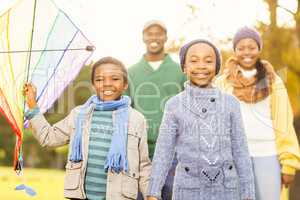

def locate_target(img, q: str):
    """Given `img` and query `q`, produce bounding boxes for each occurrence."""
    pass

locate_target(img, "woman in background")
[215,27,300,200]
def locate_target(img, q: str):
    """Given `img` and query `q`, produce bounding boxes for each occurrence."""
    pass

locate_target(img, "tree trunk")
[295,0,300,47]
[267,0,278,28]
[265,0,281,68]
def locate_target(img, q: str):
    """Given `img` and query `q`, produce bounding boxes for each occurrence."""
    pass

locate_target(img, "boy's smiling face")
[92,63,128,101]
[184,43,216,88]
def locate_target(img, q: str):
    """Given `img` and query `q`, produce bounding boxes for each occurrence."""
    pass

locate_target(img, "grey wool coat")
[148,82,255,200]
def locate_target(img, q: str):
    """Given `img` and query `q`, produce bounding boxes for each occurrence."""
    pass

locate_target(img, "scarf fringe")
[69,95,130,170]
[104,153,129,173]
[69,131,83,162]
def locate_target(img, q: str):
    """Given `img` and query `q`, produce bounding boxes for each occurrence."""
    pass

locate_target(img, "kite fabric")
[0,0,94,172]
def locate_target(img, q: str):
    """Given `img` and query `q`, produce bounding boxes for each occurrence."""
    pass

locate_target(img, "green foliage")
[0,116,17,165]
[258,25,300,116]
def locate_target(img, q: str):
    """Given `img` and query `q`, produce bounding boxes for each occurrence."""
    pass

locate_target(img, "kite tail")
[14,135,23,174]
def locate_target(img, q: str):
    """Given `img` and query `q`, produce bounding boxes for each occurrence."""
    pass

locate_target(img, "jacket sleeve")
[29,108,76,148]
[230,97,255,200]
[138,117,152,199]
[272,76,300,175]
[147,101,177,199]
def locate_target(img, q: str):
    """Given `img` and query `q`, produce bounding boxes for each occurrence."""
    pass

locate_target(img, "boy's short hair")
[91,57,128,83]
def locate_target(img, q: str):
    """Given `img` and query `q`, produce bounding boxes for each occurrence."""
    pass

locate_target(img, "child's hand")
[23,83,37,109]
[281,173,295,188]
[147,197,158,200]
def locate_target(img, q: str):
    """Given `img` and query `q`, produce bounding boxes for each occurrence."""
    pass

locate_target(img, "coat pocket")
[127,132,140,150]
[127,133,140,174]
[222,161,238,189]
[121,172,139,199]
[64,161,82,190]
[177,188,201,200]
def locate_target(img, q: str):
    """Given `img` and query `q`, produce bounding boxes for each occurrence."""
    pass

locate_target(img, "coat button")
[210,98,215,102]
[132,173,136,177]
[202,108,207,113]
[184,167,190,172]
[229,165,233,170]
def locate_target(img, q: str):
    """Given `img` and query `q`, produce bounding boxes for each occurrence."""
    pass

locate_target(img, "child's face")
[143,25,167,55]
[92,63,128,101]
[234,38,260,70]
[184,43,216,88]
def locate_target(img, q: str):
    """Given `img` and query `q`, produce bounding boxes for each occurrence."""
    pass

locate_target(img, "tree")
[295,0,300,46]
[277,0,300,47]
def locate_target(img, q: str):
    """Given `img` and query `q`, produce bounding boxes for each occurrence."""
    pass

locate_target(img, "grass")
[0,166,293,200]
[0,166,67,200]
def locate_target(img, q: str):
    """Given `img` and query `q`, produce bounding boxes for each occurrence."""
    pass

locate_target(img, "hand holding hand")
[147,197,158,200]
[281,173,295,188]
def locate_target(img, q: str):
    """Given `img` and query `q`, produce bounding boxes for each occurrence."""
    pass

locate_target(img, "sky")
[0,0,298,66]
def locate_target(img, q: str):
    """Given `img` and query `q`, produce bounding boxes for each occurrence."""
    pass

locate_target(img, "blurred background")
[0,0,299,199]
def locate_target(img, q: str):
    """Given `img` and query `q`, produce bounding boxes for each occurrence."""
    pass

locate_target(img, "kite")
[0,0,95,173]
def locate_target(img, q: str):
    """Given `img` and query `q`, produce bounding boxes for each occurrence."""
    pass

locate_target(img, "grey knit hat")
[179,39,221,74]
[233,27,262,50]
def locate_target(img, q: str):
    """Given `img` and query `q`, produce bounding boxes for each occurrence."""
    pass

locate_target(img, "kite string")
[25,0,37,83]
[16,0,38,173]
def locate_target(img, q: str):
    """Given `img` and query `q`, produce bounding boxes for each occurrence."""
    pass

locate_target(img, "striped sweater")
[84,110,113,200]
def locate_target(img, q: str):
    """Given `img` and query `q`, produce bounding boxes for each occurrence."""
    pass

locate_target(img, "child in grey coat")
[147,39,255,200]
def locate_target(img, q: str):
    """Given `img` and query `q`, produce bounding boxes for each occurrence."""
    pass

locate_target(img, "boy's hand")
[23,83,37,109]
[281,173,295,188]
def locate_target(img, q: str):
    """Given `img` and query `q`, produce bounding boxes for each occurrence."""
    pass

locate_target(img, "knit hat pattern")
[233,26,262,50]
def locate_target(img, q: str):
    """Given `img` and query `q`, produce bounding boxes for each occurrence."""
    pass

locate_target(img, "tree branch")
[278,4,296,16]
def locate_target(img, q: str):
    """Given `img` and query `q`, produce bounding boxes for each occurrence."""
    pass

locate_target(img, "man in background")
[125,20,186,200]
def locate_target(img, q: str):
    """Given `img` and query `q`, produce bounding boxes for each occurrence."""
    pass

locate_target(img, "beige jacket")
[29,105,151,200]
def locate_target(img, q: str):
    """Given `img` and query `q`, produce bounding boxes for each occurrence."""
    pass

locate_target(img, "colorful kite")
[0,0,94,173]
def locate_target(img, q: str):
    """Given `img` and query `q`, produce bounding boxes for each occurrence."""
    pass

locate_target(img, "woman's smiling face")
[234,38,260,70]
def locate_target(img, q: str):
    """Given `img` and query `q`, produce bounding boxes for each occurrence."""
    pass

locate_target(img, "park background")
[0,0,300,199]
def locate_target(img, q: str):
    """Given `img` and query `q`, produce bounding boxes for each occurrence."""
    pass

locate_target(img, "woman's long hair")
[255,58,269,95]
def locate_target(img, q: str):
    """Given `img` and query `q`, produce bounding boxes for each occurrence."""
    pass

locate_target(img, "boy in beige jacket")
[24,57,151,200]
